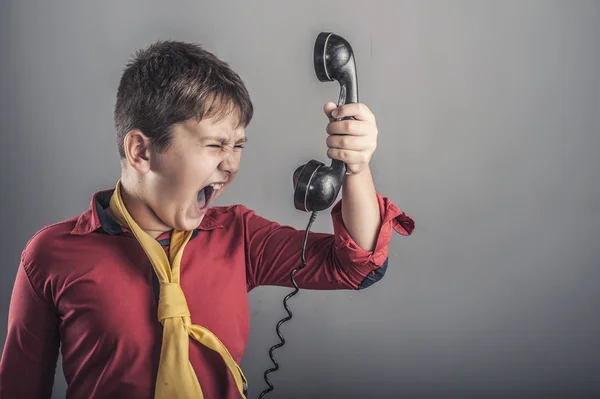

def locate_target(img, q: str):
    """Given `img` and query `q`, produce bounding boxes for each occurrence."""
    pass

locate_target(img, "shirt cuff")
[330,192,415,270]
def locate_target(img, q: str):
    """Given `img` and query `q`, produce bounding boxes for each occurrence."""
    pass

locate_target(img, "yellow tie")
[109,179,248,399]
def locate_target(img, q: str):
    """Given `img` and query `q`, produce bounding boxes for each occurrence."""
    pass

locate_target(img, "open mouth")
[196,182,224,210]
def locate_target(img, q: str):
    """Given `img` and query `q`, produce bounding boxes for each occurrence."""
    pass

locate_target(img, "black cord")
[259,210,318,398]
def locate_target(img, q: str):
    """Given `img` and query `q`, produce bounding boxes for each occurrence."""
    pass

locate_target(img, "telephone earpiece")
[293,32,359,212]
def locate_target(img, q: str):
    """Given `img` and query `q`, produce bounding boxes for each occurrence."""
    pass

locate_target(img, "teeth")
[209,183,224,190]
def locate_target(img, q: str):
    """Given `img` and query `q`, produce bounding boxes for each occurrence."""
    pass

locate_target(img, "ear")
[123,130,152,174]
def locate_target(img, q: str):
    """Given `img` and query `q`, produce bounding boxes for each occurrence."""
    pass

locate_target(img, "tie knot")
[157,283,191,323]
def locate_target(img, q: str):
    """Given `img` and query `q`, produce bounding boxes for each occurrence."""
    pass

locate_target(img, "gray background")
[1,0,599,398]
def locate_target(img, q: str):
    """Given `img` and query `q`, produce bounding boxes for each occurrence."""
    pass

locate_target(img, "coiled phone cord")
[258,210,318,398]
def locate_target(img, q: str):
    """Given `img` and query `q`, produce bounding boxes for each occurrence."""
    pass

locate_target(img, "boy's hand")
[323,102,378,175]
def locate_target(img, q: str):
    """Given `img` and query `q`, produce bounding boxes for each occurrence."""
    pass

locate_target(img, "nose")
[218,150,240,176]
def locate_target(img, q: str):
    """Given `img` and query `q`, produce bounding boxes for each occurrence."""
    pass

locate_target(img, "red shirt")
[0,188,414,399]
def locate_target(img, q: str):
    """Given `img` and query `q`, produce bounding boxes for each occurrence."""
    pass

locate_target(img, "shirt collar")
[71,188,224,238]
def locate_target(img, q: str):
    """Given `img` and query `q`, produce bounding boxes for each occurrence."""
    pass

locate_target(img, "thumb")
[323,102,337,122]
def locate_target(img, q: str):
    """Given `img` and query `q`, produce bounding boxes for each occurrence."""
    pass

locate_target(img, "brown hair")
[114,40,253,159]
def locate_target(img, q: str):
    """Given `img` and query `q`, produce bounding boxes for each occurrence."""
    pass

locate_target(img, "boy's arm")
[0,260,60,399]
[341,165,381,252]
[243,191,414,291]
[244,102,414,291]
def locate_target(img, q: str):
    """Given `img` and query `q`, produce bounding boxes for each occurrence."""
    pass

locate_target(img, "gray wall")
[1,1,599,397]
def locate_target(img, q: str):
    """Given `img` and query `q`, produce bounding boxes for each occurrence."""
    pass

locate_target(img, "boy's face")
[141,111,246,232]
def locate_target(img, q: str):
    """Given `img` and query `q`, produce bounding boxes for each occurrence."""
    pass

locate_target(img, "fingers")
[321,102,378,171]
[326,119,376,136]
[330,102,375,122]
[326,133,375,152]
[326,148,372,165]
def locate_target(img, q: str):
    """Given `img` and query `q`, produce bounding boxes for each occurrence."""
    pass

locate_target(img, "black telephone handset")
[259,32,359,399]
[293,32,359,212]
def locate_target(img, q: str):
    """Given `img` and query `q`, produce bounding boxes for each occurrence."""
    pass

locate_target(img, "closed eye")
[207,144,245,150]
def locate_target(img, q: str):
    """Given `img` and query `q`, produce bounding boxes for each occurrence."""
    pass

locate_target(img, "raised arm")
[245,102,415,291]
[243,192,414,291]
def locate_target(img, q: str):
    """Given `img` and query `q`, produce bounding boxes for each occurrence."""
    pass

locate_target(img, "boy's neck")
[111,177,171,240]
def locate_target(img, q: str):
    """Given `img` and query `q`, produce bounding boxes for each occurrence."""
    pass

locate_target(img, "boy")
[0,40,414,398]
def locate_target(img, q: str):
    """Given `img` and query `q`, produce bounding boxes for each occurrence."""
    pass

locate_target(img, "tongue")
[197,188,207,208]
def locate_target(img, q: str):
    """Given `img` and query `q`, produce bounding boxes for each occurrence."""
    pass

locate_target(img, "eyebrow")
[202,136,248,144]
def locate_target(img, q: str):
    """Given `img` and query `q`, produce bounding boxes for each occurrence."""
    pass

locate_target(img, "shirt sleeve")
[242,192,415,291]
[0,259,60,399]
